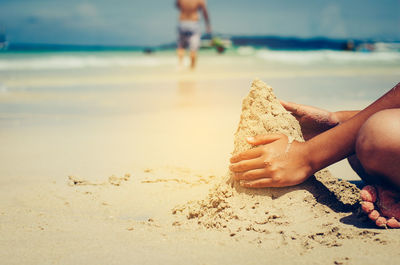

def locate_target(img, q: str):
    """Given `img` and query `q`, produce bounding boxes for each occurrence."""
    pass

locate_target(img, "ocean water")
[1,48,400,71]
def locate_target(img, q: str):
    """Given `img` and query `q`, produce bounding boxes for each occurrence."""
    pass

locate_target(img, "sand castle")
[173,79,361,244]
[229,79,359,205]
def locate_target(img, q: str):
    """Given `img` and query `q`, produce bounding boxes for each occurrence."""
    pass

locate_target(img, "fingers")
[279,100,301,114]
[229,157,266,173]
[230,147,261,163]
[247,134,284,146]
[231,133,285,163]
[233,168,269,181]
[240,178,275,188]
[280,100,312,120]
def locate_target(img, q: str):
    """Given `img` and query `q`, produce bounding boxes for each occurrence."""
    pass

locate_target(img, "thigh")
[178,31,190,49]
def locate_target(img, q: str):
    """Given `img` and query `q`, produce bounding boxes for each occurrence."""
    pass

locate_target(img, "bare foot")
[360,185,400,228]
[280,100,339,140]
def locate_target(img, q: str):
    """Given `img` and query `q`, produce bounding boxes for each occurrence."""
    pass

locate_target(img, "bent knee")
[356,109,400,174]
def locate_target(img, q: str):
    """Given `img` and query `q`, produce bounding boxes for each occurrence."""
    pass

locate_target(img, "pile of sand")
[173,79,363,246]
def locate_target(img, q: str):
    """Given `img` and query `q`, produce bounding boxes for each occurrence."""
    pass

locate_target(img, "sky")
[0,0,399,46]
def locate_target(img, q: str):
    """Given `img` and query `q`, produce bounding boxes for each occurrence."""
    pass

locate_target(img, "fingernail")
[246,137,254,142]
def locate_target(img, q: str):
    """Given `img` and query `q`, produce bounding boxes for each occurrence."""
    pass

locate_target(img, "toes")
[361,185,400,228]
[360,185,377,202]
[368,210,380,221]
[387,218,400,228]
[376,217,387,228]
[361,201,374,214]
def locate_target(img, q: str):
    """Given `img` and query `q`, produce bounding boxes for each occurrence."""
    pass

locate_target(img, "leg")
[177,24,187,68]
[190,50,197,69]
[355,109,400,228]
[188,29,200,70]
[356,109,400,187]
[177,48,185,67]
[348,155,385,186]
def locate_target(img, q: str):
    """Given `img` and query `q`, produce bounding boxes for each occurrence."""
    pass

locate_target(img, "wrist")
[302,139,323,175]
[333,110,360,124]
[293,141,318,180]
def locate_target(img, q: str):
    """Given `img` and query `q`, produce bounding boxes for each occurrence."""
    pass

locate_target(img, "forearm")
[333,110,359,124]
[202,9,210,27]
[308,83,400,172]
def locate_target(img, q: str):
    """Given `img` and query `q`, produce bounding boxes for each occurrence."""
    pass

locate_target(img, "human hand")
[280,100,339,140]
[229,134,313,188]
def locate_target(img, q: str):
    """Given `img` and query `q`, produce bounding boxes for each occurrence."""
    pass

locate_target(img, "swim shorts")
[177,21,201,51]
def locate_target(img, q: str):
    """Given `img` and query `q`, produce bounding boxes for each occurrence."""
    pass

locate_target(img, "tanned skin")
[230,83,400,228]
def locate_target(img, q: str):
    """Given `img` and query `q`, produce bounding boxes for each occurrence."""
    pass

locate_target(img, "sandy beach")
[1,50,400,264]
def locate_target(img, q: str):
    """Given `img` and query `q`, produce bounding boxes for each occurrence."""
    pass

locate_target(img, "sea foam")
[0,55,176,71]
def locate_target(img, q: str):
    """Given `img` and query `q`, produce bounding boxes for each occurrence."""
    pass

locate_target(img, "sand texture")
[2,74,400,265]
[173,79,369,250]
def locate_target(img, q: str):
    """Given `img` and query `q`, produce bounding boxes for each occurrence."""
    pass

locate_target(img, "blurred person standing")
[176,0,211,69]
